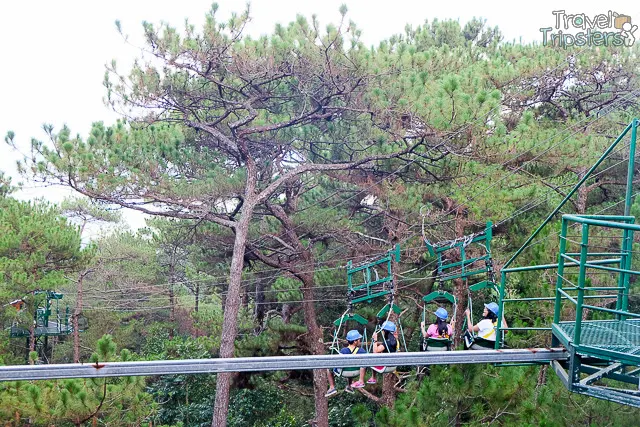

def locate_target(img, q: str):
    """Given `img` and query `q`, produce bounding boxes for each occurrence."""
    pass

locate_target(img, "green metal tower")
[499,119,640,406]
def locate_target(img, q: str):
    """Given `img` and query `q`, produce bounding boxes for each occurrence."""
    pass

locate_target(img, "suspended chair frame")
[421,290,457,351]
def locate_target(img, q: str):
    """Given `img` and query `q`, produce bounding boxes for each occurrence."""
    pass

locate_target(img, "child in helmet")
[368,320,398,384]
[372,320,398,353]
[464,302,508,349]
[420,307,453,339]
[325,329,367,397]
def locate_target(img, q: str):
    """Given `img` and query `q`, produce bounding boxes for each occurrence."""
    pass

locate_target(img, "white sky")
[1,0,638,233]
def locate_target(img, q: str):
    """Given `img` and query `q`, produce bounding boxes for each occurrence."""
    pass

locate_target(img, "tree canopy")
[2,5,640,427]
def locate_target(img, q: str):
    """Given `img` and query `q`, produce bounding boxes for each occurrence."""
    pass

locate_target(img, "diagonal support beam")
[552,360,570,387]
[580,363,624,386]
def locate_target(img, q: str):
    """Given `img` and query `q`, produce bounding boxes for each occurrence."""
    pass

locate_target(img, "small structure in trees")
[9,290,75,363]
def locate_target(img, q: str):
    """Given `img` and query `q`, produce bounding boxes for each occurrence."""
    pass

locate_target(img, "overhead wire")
[502,189,640,266]
[492,139,634,229]
[423,87,640,232]
[84,257,440,309]
[82,265,438,312]
[133,130,629,294]
[80,140,640,316]
[79,244,430,300]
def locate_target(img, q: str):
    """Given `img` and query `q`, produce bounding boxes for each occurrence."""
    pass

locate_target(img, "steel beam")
[0,349,568,382]
[552,360,570,387]
[574,384,640,407]
[580,363,623,386]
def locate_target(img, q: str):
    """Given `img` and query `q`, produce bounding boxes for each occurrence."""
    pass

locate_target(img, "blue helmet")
[435,307,448,320]
[484,302,499,316]
[346,329,363,341]
[381,321,397,333]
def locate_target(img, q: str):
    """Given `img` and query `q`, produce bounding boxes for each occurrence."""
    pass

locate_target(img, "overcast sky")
[1,0,638,232]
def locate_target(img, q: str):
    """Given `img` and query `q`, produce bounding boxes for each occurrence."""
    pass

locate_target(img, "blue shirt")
[340,346,367,355]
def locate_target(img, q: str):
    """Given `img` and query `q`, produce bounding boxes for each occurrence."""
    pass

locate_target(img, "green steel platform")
[553,320,640,365]
[10,320,73,338]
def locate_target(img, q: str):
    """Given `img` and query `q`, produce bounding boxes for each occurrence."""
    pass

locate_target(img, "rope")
[330,308,350,353]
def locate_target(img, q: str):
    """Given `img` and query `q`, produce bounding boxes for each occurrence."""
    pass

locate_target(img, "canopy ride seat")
[370,304,404,373]
[330,312,369,378]
[421,290,456,352]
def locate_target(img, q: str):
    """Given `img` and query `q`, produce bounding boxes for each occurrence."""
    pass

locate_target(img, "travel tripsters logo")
[540,11,636,47]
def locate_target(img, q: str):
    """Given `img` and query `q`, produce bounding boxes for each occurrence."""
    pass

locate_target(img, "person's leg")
[325,369,339,397]
[367,370,377,384]
[351,369,365,389]
[326,369,336,389]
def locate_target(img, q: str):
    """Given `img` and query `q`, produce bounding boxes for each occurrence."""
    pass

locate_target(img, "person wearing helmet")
[325,329,367,397]
[464,302,508,348]
[373,320,398,353]
[421,307,453,339]
[368,320,399,384]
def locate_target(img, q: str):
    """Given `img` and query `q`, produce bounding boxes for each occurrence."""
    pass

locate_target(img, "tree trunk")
[255,278,265,326]
[195,283,200,313]
[211,202,255,427]
[29,318,36,365]
[382,373,396,407]
[299,271,328,427]
[44,336,50,363]
[246,198,329,426]
[282,303,293,324]
[168,264,176,340]
[576,171,588,214]
[73,272,84,363]
[452,208,468,347]
[51,335,57,363]
[453,277,467,348]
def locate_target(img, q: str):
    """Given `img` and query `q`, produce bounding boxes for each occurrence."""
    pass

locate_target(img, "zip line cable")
[82,265,438,312]
[499,134,640,261]
[96,171,633,309]
[417,138,634,262]
[83,258,440,308]
[81,253,440,310]
[412,143,637,286]
[108,130,630,293]
[77,244,430,299]
[492,141,635,229]
[422,88,640,231]
[502,189,640,263]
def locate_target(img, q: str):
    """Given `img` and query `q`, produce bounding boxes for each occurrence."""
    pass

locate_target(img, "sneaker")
[351,380,365,389]
[367,377,377,384]
[344,386,355,394]
[324,388,337,397]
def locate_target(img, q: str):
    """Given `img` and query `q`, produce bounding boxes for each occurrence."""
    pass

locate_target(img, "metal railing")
[554,215,640,346]
[0,349,568,381]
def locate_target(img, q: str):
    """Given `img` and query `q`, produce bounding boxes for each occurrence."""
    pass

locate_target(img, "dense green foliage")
[2,5,640,426]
